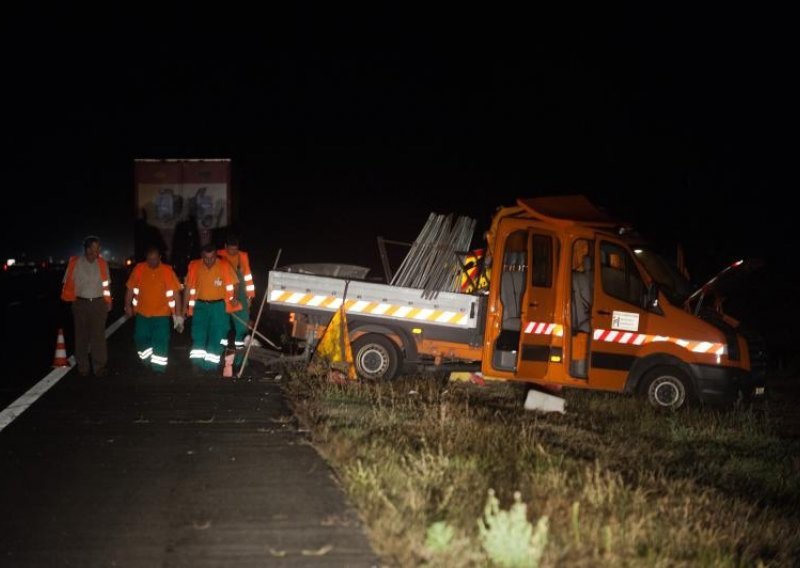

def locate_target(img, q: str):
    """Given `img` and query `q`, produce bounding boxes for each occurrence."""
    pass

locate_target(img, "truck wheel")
[641,366,692,410]
[352,334,401,381]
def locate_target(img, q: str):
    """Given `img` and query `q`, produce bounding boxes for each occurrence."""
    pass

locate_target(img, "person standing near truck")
[183,244,241,374]
[217,234,256,368]
[124,247,183,374]
[60,236,113,377]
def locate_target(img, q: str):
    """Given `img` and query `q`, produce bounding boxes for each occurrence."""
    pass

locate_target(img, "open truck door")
[515,230,561,379]
[586,238,650,389]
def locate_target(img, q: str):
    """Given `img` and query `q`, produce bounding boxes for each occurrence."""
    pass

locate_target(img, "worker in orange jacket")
[183,244,242,374]
[217,234,256,367]
[61,235,113,377]
[124,247,182,374]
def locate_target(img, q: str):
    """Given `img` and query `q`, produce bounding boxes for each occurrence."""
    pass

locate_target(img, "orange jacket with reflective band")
[217,249,255,298]
[61,256,112,304]
[126,262,181,317]
[184,258,242,316]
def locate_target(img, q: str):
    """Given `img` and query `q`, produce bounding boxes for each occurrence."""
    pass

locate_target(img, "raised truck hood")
[684,258,764,312]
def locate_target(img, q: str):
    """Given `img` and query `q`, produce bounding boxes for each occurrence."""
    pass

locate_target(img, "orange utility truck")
[267,196,765,409]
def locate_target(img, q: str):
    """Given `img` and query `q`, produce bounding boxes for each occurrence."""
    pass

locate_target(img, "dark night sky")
[1,8,793,286]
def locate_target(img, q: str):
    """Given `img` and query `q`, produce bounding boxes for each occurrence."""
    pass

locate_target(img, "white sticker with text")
[611,311,640,332]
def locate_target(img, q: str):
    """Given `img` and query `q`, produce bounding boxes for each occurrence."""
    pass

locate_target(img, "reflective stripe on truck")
[270,290,471,326]
[267,271,477,330]
[593,328,725,356]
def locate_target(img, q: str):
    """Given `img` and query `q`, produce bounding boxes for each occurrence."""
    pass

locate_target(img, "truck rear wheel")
[352,333,401,381]
[641,366,693,410]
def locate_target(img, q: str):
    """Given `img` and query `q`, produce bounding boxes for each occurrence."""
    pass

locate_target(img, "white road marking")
[0,316,128,433]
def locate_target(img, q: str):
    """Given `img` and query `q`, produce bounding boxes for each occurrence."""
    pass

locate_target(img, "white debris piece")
[523,389,566,414]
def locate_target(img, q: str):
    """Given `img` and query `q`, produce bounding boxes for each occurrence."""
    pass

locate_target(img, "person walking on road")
[183,244,241,374]
[124,247,183,374]
[217,234,256,368]
[61,236,113,377]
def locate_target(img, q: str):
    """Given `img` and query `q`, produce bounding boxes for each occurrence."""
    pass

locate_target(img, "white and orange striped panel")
[269,290,471,327]
[523,321,564,337]
[592,329,725,355]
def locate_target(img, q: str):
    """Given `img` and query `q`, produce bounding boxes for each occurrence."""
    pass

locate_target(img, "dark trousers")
[72,298,108,374]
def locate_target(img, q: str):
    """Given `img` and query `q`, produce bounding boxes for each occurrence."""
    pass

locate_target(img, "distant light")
[732,260,744,267]
[125,258,133,267]
[6,258,15,266]
[633,249,643,254]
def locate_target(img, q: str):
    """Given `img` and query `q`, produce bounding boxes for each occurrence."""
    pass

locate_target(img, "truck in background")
[267,195,765,410]
[134,159,232,276]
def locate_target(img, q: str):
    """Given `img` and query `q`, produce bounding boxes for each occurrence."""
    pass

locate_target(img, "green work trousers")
[134,314,171,373]
[190,301,228,372]
[231,282,250,365]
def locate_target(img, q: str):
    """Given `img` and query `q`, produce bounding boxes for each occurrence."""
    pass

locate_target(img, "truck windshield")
[633,249,693,306]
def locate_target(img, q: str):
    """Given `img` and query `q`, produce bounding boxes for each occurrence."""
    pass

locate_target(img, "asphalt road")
[0,292,377,567]
[1,269,128,409]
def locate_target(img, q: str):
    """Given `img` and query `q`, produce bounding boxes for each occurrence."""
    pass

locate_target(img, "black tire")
[352,333,401,381]
[640,366,693,410]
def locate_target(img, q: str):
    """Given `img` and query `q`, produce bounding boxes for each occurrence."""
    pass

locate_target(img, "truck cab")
[482,196,764,408]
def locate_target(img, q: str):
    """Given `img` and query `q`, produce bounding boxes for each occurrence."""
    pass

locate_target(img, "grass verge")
[285,373,800,566]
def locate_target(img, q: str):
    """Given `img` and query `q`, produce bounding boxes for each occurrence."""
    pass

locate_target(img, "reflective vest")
[217,249,255,298]
[184,258,242,316]
[61,256,112,304]
[128,262,180,315]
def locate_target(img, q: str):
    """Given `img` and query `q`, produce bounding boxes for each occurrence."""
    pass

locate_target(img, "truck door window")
[570,239,594,378]
[491,230,528,371]
[500,230,528,330]
[531,235,554,288]
[600,241,645,307]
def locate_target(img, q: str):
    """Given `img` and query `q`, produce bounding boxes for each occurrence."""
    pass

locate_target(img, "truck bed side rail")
[267,271,479,330]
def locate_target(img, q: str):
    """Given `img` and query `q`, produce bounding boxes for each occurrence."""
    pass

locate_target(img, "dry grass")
[285,372,800,567]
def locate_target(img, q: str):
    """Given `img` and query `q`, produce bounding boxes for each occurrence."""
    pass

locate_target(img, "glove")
[172,315,185,333]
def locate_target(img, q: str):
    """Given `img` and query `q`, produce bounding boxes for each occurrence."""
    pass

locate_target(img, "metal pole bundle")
[390,212,475,298]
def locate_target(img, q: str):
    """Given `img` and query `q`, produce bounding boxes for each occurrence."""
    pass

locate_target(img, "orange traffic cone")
[53,328,69,367]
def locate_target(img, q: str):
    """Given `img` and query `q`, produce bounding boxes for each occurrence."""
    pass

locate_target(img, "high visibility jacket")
[184,258,242,316]
[217,249,255,298]
[127,262,181,316]
[61,256,112,304]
